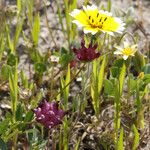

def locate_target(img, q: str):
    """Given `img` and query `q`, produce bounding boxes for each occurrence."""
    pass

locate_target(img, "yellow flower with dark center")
[70,5,125,35]
[114,41,138,60]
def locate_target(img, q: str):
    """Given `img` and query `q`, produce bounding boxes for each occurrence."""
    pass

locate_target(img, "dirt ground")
[0,0,150,149]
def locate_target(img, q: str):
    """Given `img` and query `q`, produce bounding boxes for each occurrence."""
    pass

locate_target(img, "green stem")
[118,32,136,44]
[53,63,86,99]
[43,0,57,48]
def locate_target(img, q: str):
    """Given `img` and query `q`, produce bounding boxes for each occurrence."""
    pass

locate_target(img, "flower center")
[88,13,108,28]
[122,48,133,56]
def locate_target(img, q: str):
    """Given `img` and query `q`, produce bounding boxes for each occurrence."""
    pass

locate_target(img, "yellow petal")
[70,9,89,26]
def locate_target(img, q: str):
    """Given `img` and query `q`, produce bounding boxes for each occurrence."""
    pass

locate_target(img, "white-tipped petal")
[83,5,87,11]
[99,10,112,16]
[114,17,125,33]
[115,46,123,51]
[106,31,114,36]
[114,50,123,55]
[70,9,80,17]
[123,55,128,60]
[131,44,138,50]
[72,20,84,27]
[124,41,129,48]
[83,28,97,35]
[87,4,97,10]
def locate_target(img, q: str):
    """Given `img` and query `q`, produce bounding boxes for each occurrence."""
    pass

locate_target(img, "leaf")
[6,26,14,52]
[143,74,150,84]
[1,64,11,80]
[119,62,126,95]
[113,59,124,68]
[60,65,70,108]
[17,0,21,13]
[132,125,139,150]
[107,0,112,12]
[104,79,114,95]
[7,53,17,66]
[24,110,34,122]
[0,119,10,135]
[98,56,106,93]
[0,34,5,61]
[14,18,24,49]
[20,69,29,88]
[59,53,74,68]
[56,0,65,34]
[118,128,124,150]
[0,138,7,150]
[133,52,145,73]
[65,64,70,101]
[34,62,47,75]
[142,63,150,74]
[9,63,18,119]
[110,66,120,78]
[16,103,23,121]
[129,78,137,93]
[32,13,40,46]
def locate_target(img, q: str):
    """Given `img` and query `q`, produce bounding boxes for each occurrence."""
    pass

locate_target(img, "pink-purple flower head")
[33,100,66,129]
[73,39,100,62]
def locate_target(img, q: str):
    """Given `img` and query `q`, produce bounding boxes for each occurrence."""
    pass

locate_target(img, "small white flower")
[114,41,138,60]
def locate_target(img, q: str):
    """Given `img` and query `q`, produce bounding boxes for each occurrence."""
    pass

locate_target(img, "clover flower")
[114,41,138,60]
[73,39,100,62]
[33,100,66,128]
[70,5,125,35]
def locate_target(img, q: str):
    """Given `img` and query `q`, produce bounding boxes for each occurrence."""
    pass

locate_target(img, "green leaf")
[20,69,29,88]
[113,59,124,68]
[119,62,126,95]
[1,64,11,80]
[17,0,21,13]
[7,53,17,66]
[0,34,5,61]
[98,56,106,93]
[56,0,65,34]
[110,66,120,78]
[6,26,14,52]
[104,79,114,95]
[132,125,139,150]
[143,74,150,84]
[59,53,74,68]
[32,13,40,46]
[34,62,46,74]
[14,18,24,49]
[0,138,7,150]
[142,64,150,74]
[133,52,145,73]
[24,110,34,122]
[60,65,70,109]
[16,104,23,121]
[0,119,10,135]
[118,128,124,150]
[65,64,70,102]
[130,78,137,93]
[9,63,18,122]
[107,0,111,12]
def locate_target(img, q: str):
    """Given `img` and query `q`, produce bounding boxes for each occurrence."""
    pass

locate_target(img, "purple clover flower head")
[73,39,100,62]
[33,100,66,129]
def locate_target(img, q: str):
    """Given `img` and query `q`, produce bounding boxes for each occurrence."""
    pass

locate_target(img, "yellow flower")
[114,41,138,60]
[70,5,125,35]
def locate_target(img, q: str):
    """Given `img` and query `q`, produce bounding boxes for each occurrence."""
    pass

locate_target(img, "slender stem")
[50,65,54,100]
[43,0,57,48]
[118,32,136,44]
[52,63,86,99]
